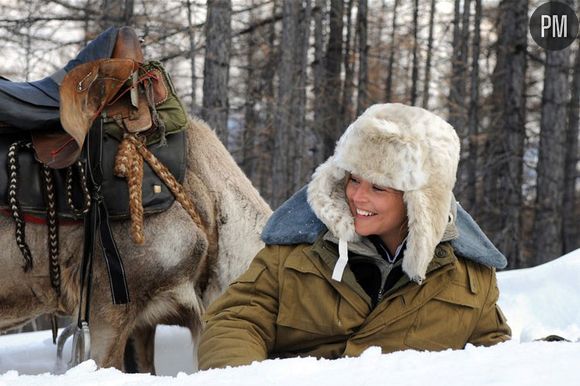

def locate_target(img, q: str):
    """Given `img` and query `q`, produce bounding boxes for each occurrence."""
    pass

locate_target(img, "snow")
[1,249,579,386]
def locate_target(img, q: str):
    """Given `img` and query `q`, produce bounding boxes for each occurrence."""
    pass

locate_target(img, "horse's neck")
[186,118,272,291]
[185,116,271,222]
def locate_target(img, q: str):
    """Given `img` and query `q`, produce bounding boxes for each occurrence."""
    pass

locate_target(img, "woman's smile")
[355,208,377,217]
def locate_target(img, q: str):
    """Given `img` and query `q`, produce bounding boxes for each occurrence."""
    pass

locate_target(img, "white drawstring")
[332,238,349,281]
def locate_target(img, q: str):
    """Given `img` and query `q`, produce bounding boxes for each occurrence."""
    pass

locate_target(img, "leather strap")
[82,119,130,311]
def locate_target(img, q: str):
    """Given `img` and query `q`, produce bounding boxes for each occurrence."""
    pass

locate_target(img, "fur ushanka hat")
[307,103,460,284]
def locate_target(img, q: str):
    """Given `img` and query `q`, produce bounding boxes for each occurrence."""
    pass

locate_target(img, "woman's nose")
[351,183,370,202]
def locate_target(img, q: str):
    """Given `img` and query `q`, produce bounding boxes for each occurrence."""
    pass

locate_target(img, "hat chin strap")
[332,238,349,281]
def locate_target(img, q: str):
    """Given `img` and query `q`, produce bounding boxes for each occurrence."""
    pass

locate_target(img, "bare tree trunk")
[186,0,197,114]
[448,0,463,123]
[341,0,355,127]
[422,0,436,109]
[257,0,279,205]
[448,0,461,117]
[409,0,419,105]
[83,0,94,45]
[356,0,368,114]
[320,0,344,160]
[465,0,481,213]
[202,0,232,146]
[448,0,469,123]
[563,40,580,254]
[482,0,527,268]
[99,0,134,29]
[452,0,471,203]
[385,0,399,102]
[312,0,327,168]
[533,7,572,263]
[24,3,32,81]
[273,0,309,206]
[295,0,312,190]
[242,1,259,180]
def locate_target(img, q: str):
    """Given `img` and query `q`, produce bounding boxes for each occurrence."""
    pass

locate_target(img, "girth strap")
[82,119,130,308]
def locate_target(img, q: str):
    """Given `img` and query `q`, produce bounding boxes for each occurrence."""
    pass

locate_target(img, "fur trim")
[307,158,360,242]
[308,103,460,283]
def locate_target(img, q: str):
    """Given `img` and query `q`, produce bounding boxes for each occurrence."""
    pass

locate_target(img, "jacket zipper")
[376,287,384,305]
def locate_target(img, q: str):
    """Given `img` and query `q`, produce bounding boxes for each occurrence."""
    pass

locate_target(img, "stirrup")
[55,324,75,373]
[69,321,91,367]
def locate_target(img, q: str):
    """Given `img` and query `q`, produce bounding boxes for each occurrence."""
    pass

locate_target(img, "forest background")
[0,0,578,274]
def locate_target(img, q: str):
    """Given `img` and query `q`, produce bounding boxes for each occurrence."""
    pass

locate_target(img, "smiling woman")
[345,174,407,255]
[197,103,511,370]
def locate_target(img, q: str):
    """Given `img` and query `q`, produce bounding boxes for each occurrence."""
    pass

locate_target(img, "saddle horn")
[54,27,145,169]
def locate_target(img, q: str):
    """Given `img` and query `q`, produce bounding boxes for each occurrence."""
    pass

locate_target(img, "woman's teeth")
[356,208,376,216]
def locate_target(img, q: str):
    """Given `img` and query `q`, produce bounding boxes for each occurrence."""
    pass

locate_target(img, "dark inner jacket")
[346,235,406,307]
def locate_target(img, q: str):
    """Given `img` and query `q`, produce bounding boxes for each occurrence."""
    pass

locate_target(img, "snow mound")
[1,249,579,386]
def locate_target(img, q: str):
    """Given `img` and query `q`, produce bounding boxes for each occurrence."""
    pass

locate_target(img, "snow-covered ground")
[1,249,579,386]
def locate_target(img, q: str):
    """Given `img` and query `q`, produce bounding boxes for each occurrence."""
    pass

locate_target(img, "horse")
[0,115,272,373]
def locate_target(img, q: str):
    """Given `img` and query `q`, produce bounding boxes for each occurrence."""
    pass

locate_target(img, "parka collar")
[309,232,458,307]
[261,185,507,270]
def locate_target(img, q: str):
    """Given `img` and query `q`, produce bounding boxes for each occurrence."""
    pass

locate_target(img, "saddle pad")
[0,130,186,220]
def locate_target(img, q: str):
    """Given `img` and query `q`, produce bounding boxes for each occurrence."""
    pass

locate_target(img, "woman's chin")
[354,225,372,237]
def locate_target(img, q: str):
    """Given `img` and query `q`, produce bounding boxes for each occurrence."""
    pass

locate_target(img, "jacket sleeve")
[197,245,281,370]
[468,266,512,346]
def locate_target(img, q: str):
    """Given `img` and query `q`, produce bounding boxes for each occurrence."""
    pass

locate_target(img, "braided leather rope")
[41,165,61,296]
[7,141,34,271]
[114,137,145,244]
[65,161,91,217]
[7,140,62,294]
[114,134,202,244]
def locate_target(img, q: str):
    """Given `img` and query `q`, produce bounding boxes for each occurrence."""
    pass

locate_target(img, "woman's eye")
[372,185,385,192]
[349,176,359,184]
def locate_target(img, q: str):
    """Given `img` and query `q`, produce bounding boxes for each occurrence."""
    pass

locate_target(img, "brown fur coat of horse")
[0,116,272,372]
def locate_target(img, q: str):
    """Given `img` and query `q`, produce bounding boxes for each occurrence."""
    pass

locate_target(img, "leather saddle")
[0,26,150,169]
[0,26,187,219]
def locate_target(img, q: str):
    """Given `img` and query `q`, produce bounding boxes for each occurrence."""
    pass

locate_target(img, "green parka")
[197,235,511,370]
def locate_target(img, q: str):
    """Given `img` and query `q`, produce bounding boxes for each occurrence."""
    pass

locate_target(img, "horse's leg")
[124,325,156,374]
[88,310,135,370]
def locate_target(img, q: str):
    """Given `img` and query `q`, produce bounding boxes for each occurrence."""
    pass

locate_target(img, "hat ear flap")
[402,188,452,283]
[307,158,360,242]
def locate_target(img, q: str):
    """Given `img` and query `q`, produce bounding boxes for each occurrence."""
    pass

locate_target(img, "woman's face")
[345,174,407,247]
